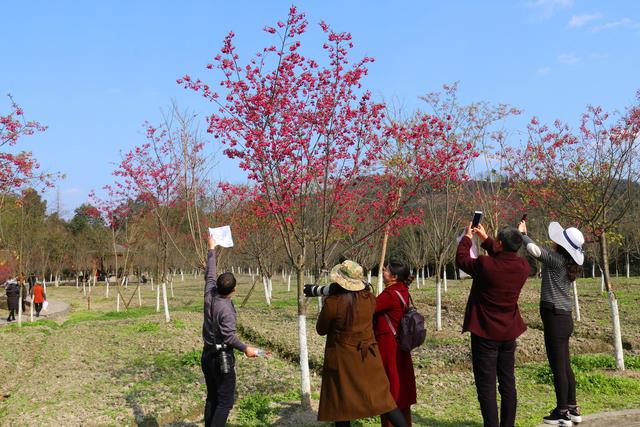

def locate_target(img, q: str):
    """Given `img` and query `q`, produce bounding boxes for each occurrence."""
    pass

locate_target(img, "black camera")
[303,283,338,297]
[215,343,231,374]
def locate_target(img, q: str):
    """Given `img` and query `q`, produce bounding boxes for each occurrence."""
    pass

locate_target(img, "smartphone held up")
[471,211,483,228]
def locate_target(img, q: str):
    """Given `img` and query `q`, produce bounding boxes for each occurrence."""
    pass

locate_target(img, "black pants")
[35,303,43,315]
[471,334,517,427]
[540,307,576,410]
[7,309,16,321]
[201,346,236,427]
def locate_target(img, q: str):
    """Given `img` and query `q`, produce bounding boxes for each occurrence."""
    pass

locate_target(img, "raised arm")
[204,236,217,294]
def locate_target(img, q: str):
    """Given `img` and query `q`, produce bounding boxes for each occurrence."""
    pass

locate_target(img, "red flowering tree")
[0,95,50,195]
[513,95,640,370]
[181,7,476,405]
[108,111,204,321]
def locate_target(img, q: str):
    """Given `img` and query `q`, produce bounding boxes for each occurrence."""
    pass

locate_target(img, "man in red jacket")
[456,223,530,427]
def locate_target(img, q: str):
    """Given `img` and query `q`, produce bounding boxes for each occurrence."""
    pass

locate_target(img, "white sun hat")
[548,222,585,265]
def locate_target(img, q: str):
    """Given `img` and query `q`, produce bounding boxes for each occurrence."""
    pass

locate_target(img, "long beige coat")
[316,289,397,421]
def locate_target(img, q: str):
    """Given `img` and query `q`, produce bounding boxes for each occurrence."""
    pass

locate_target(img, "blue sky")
[2,0,639,216]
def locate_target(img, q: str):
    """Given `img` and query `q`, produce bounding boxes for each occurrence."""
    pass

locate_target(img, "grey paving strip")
[0,299,70,326]
[534,409,640,427]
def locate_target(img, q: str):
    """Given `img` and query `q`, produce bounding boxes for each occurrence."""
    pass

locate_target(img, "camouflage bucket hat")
[329,260,366,291]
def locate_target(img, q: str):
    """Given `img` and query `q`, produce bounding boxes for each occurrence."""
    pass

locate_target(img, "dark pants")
[540,307,576,410]
[7,310,16,321]
[35,303,43,316]
[471,334,517,427]
[201,346,236,427]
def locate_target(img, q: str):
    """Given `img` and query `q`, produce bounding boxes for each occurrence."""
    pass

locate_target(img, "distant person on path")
[32,281,46,317]
[519,220,584,426]
[5,278,19,322]
[201,235,258,427]
[374,261,417,427]
[456,223,530,427]
[316,260,408,427]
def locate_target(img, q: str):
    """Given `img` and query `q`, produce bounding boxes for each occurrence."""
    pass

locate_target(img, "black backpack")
[383,290,426,352]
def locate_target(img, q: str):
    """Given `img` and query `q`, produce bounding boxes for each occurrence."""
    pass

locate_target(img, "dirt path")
[0,299,70,326]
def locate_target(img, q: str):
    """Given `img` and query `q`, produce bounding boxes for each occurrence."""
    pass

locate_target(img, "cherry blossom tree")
[0,95,50,195]
[181,7,476,406]
[513,95,640,370]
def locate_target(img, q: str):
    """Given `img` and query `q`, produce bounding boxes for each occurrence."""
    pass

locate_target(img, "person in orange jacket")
[32,281,46,317]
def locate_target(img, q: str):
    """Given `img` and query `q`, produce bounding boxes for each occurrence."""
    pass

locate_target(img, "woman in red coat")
[32,282,46,317]
[374,261,417,427]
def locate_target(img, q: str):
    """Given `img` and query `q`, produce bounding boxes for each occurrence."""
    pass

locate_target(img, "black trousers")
[540,307,576,410]
[471,334,517,427]
[35,303,43,315]
[201,346,236,427]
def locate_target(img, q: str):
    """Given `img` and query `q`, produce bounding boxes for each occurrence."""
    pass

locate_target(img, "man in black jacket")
[202,235,258,427]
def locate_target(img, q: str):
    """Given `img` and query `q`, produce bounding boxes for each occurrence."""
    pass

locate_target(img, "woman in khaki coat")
[316,260,408,427]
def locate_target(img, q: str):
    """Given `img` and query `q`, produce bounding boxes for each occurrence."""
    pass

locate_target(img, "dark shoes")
[543,408,573,426]
[568,406,582,424]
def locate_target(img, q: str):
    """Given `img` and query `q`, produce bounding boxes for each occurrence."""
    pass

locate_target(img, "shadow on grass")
[126,392,160,427]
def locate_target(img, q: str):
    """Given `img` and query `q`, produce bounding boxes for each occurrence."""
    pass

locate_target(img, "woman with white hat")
[316,260,408,427]
[518,220,584,427]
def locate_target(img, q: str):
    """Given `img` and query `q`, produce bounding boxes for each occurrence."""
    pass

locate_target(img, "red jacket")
[32,284,46,304]
[456,236,529,341]
[373,282,417,409]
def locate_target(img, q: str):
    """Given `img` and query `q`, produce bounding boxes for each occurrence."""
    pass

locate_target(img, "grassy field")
[1,273,639,426]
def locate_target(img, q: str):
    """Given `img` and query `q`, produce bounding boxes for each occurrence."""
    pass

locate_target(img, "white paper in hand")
[208,225,234,248]
[456,232,478,259]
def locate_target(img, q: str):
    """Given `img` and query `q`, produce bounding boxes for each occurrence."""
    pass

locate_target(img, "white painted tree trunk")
[436,279,442,331]
[156,285,160,312]
[55,276,59,287]
[137,286,142,307]
[170,279,174,298]
[49,273,53,282]
[626,253,630,279]
[29,291,34,322]
[76,276,79,288]
[367,270,372,285]
[82,280,86,296]
[162,282,170,322]
[317,296,323,312]
[572,281,581,322]
[298,314,312,406]
[106,281,110,298]
[592,263,595,278]
[150,276,154,291]
[43,278,47,294]
[262,276,271,305]
[607,289,625,370]
[268,277,273,299]
[600,267,605,292]
[443,268,448,292]
[287,274,291,292]
[116,292,120,312]
[18,285,23,326]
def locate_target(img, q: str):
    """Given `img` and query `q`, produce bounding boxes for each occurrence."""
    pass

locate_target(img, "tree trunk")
[435,261,443,331]
[262,276,271,305]
[591,262,595,278]
[29,287,34,322]
[162,282,170,322]
[600,234,625,370]
[156,285,160,312]
[18,284,23,326]
[106,280,110,298]
[296,256,312,409]
[287,274,291,292]
[116,292,120,312]
[572,281,581,322]
[377,228,390,296]
[137,285,142,307]
[626,252,630,279]
[443,266,448,292]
